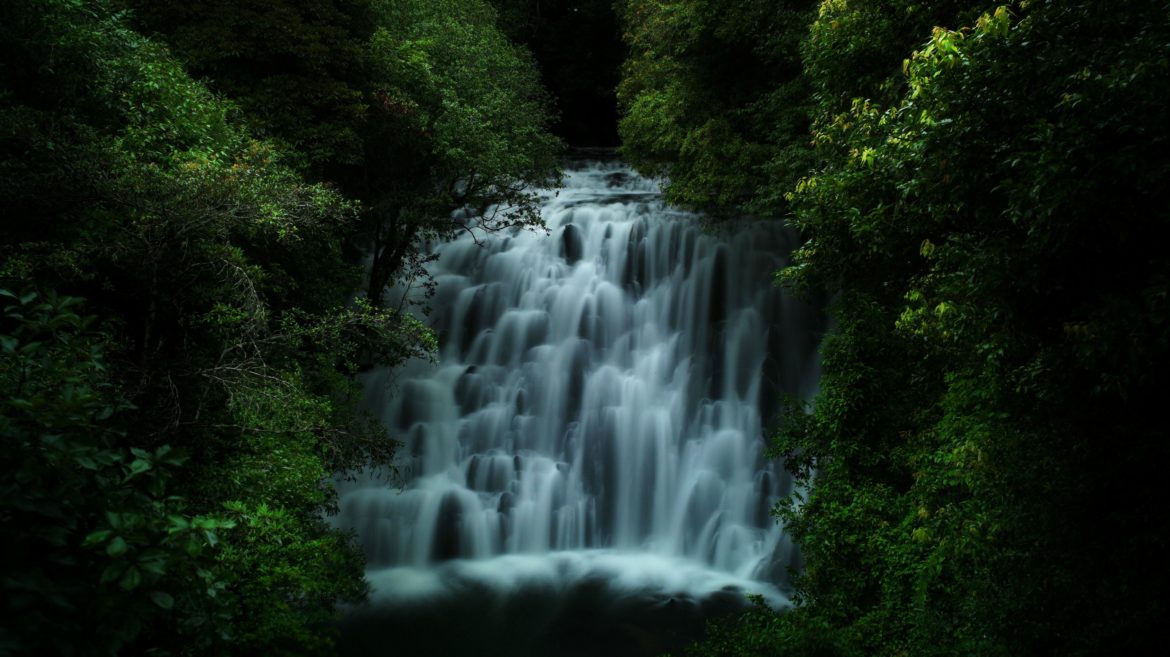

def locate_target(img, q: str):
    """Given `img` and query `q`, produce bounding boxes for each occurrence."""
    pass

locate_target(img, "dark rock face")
[562,223,584,264]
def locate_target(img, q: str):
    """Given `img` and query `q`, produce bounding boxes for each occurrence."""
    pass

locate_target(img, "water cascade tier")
[334,157,821,655]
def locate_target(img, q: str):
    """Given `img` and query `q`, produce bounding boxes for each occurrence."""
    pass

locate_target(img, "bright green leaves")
[774,1,1170,655]
[126,0,370,173]
[356,0,561,308]
[214,501,366,654]
[919,239,936,258]
[1,2,394,654]
[975,5,1012,38]
[370,0,560,195]
[627,0,1170,655]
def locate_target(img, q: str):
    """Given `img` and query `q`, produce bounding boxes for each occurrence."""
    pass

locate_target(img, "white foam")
[362,550,790,609]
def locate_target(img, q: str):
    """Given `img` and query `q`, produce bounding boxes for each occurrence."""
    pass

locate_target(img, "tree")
[2,1,429,652]
[0,289,233,656]
[618,0,817,216]
[127,0,374,177]
[128,0,563,309]
[780,1,1170,654]
[358,0,563,306]
[621,1,1170,655]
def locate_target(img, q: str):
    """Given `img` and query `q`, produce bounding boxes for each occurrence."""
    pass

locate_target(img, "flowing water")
[335,156,821,656]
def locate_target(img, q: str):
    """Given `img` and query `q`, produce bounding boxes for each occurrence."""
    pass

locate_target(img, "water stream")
[334,157,821,656]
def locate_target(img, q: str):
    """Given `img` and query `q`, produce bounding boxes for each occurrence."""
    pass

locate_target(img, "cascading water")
[335,156,821,656]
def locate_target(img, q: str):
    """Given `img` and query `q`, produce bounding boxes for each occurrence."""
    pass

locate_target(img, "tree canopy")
[619,0,1170,654]
[1,0,558,653]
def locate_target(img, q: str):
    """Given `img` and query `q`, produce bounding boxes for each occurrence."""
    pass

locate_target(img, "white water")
[335,158,820,612]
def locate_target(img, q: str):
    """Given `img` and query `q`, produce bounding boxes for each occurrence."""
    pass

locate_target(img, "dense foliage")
[0,0,558,654]
[6,0,1168,653]
[618,0,817,215]
[622,0,1170,655]
[126,0,562,308]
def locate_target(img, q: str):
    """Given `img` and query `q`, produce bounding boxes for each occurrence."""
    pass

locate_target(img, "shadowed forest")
[2,1,1168,656]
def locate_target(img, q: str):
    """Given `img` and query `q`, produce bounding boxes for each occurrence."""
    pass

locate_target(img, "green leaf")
[19,341,43,354]
[150,591,174,609]
[100,564,124,584]
[82,530,112,548]
[107,536,128,557]
[119,565,142,590]
[140,557,167,576]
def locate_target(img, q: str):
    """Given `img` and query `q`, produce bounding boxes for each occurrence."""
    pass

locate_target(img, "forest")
[2,0,1168,656]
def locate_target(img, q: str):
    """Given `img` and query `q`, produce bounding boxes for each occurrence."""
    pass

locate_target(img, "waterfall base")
[339,551,788,657]
[335,157,820,656]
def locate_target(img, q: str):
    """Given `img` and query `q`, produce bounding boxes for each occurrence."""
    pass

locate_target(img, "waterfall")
[335,157,821,652]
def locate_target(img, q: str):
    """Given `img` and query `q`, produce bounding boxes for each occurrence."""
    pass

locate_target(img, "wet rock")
[562,224,584,264]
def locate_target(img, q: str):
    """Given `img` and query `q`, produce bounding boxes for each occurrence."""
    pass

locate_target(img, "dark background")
[493,0,625,146]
